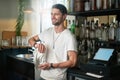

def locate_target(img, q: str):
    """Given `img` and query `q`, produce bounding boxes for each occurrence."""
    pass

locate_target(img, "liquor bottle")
[96,0,102,10]
[101,23,108,41]
[85,21,90,38]
[103,0,108,9]
[79,24,85,39]
[80,39,88,64]
[75,19,80,40]
[64,19,67,29]
[70,20,75,34]
[115,0,119,8]
[84,0,90,11]
[69,0,74,12]
[90,20,95,39]
[90,0,96,10]
[108,0,115,9]
[116,22,120,41]
[108,22,115,41]
[67,20,71,30]
[95,20,102,40]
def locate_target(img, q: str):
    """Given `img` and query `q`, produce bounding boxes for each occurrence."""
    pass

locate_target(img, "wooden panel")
[2,31,27,45]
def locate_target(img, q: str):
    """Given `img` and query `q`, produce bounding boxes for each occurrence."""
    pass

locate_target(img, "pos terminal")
[80,48,117,76]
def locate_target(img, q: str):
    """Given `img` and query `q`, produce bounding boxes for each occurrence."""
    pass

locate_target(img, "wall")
[87,15,116,24]
[0,0,33,45]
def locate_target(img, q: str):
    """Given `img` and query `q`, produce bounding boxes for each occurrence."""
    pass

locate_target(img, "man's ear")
[63,14,67,20]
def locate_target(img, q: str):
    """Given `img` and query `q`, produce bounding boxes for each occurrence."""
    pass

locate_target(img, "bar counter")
[0,46,32,80]
[7,54,34,80]
[1,46,120,80]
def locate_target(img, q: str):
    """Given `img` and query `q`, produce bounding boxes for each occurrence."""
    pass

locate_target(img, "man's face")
[51,8,65,26]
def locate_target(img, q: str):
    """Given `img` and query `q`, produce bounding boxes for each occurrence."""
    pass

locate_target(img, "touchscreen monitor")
[93,48,114,61]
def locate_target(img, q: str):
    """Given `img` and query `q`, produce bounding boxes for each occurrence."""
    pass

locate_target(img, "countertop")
[1,45,31,49]
[8,53,34,64]
[67,64,120,80]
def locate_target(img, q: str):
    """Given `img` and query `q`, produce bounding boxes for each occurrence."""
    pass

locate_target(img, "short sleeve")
[66,34,78,52]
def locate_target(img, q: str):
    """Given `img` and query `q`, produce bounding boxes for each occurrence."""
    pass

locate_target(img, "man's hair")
[52,4,67,15]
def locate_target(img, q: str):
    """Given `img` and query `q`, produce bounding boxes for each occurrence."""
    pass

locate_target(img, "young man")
[28,4,77,80]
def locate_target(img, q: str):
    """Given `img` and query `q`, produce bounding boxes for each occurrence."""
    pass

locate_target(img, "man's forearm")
[51,60,76,68]
[28,38,36,47]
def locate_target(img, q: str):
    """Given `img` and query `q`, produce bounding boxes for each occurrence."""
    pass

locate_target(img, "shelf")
[68,9,120,16]
[96,40,120,45]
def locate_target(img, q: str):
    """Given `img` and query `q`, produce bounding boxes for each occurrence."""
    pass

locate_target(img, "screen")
[93,48,114,61]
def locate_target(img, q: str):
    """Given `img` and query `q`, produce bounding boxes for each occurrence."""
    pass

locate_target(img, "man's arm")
[28,35,39,47]
[38,50,77,70]
[53,51,77,68]
[28,35,46,53]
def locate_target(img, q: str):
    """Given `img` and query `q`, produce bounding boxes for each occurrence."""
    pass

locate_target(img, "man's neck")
[54,25,65,33]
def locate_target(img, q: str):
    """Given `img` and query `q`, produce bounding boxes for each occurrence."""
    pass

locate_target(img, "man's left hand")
[38,62,50,70]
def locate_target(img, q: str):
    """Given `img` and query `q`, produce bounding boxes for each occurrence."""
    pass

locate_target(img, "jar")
[74,0,84,12]
[84,0,90,11]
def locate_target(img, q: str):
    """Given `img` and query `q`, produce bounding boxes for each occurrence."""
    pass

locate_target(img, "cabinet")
[0,47,31,80]
[67,2,120,80]
[7,54,34,80]
[0,49,3,80]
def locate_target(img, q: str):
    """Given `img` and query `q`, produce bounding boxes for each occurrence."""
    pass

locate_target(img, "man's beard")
[52,22,60,26]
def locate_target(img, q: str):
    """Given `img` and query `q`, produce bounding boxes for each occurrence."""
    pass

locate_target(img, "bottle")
[80,24,85,39]
[69,0,74,12]
[116,22,120,41]
[103,0,108,9]
[67,20,71,30]
[64,19,67,29]
[101,23,108,41]
[96,0,102,10]
[90,0,96,10]
[90,20,95,39]
[108,22,115,41]
[84,0,90,11]
[70,20,75,34]
[80,39,88,64]
[108,0,115,9]
[108,0,112,9]
[115,0,119,9]
[95,20,102,40]
[75,19,80,40]
[85,21,90,38]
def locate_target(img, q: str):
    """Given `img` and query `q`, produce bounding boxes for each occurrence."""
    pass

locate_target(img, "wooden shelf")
[68,9,120,16]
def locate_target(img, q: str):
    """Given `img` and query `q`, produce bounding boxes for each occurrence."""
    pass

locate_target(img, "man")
[28,4,77,80]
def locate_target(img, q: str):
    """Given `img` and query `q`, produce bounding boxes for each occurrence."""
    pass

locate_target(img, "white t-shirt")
[38,27,77,80]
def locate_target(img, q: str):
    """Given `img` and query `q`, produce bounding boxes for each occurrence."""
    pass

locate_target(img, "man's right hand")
[35,43,46,53]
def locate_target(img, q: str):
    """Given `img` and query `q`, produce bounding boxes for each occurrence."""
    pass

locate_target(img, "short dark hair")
[52,4,67,15]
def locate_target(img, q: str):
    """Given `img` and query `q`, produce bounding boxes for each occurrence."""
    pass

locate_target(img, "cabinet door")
[75,77,86,80]
[19,47,29,54]
[1,48,12,80]
[0,50,3,80]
